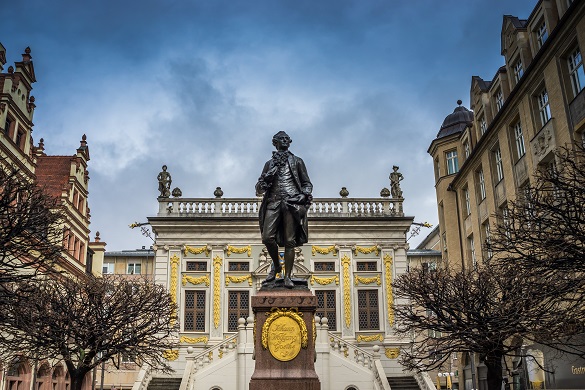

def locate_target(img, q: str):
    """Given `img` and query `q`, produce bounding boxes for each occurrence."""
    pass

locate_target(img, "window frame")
[127,262,142,275]
[184,290,207,332]
[102,262,115,274]
[463,187,471,217]
[315,289,337,331]
[535,20,548,49]
[494,147,504,183]
[514,121,526,159]
[445,150,459,175]
[537,88,551,127]
[513,59,524,83]
[477,169,486,201]
[227,290,250,332]
[568,47,585,97]
[357,289,380,331]
[495,89,504,111]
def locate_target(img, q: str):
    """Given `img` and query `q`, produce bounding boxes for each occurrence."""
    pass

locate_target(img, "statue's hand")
[287,194,306,204]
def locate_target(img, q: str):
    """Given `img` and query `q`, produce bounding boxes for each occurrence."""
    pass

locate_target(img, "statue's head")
[272,131,292,151]
[162,165,167,171]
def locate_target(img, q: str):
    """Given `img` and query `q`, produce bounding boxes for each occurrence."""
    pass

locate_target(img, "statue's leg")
[261,205,282,282]
[282,209,296,288]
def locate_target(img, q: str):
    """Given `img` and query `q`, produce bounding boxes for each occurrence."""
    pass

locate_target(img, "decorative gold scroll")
[213,255,223,328]
[356,334,384,342]
[312,245,338,256]
[354,274,381,286]
[184,245,210,256]
[310,275,339,286]
[353,245,380,256]
[384,254,394,326]
[169,254,180,326]
[385,347,400,359]
[225,245,252,257]
[262,308,308,350]
[162,349,179,361]
[313,317,317,345]
[225,274,253,286]
[182,274,210,286]
[180,336,209,344]
[341,255,351,328]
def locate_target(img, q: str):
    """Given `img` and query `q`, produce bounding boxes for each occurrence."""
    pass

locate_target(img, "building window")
[446,150,459,175]
[478,169,486,201]
[479,116,488,136]
[500,205,511,240]
[513,59,524,83]
[494,147,504,182]
[15,129,25,150]
[464,141,471,158]
[3,116,13,135]
[537,88,551,126]
[316,290,337,331]
[227,291,249,332]
[568,48,585,97]
[357,290,379,330]
[514,121,526,158]
[536,20,548,48]
[127,262,141,275]
[495,90,504,111]
[184,290,206,331]
[356,261,377,271]
[228,262,249,271]
[186,261,207,271]
[314,262,335,272]
[468,236,477,269]
[102,262,115,274]
[463,188,471,216]
[483,222,492,259]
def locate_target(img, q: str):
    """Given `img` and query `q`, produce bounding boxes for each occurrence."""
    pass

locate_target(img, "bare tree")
[2,275,178,390]
[393,264,576,390]
[0,163,64,286]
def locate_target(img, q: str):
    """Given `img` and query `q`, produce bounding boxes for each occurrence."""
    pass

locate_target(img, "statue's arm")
[255,161,272,196]
[297,159,313,198]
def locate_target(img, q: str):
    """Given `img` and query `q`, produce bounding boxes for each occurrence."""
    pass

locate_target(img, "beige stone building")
[428,0,585,388]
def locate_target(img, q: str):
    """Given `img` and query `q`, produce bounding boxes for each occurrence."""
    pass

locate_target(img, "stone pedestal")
[249,288,321,390]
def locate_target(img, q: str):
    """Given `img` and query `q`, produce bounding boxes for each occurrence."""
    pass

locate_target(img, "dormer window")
[479,115,488,136]
[513,59,524,83]
[536,20,548,49]
[495,90,504,111]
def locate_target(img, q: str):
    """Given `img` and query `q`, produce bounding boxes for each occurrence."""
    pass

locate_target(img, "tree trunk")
[70,369,90,390]
[484,353,504,390]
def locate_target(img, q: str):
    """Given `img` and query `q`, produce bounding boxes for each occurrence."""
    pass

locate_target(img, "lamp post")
[438,372,455,390]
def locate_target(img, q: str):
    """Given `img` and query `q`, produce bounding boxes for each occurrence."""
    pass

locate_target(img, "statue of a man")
[256,131,313,288]
[390,165,403,198]
[157,165,172,198]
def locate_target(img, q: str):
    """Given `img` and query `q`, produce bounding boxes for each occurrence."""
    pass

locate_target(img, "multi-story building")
[0,43,105,390]
[429,1,585,388]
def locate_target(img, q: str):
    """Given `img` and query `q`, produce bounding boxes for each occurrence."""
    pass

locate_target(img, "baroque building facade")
[428,0,585,389]
[127,175,438,390]
[0,43,105,390]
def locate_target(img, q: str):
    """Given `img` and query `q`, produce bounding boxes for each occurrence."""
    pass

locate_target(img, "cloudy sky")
[2,0,536,251]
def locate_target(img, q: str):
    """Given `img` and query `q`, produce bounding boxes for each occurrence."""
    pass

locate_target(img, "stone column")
[249,288,321,390]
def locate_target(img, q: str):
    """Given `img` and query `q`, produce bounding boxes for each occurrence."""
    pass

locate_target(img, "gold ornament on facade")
[213,255,222,328]
[169,254,181,326]
[262,308,308,362]
[162,349,179,361]
[341,255,351,328]
[179,336,209,344]
[310,274,339,286]
[352,245,380,256]
[225,245,252,257]
[384,254,394,326]
[385,348,400,359]
[356,334,384,342]
[225,274,253,286]
[312,245,338,256]
[313,317,316,345]
[354,274,381,286]
[184,244,211,256]
[182,274,210,286]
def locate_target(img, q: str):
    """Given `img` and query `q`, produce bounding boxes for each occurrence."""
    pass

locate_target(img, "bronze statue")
[256,131,313,288]
[157,165,172,198]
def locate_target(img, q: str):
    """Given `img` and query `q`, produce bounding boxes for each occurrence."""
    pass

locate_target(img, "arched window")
[36,362,51,390]
[5,358,31,390]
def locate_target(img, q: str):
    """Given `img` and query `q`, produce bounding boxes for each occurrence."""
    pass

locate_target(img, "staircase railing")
[413,371,437,390]
[179,333,239,390]
[328,331,390,390]
[130,364,152,390]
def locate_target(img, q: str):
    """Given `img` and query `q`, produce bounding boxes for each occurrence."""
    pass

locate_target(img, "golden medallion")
[267,316,302,361]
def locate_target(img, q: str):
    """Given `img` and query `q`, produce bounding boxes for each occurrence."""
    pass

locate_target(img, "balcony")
[157,197,405,218]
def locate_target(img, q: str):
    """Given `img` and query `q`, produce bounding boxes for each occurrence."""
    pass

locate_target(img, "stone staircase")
[147,377,182,390]
[387,376,420,390]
